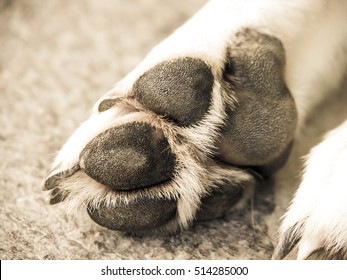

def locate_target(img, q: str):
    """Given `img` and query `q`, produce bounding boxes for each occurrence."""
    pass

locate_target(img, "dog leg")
[273,120,347,259]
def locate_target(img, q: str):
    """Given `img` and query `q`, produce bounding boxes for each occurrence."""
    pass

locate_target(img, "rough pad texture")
[80,123,175,190]
[134,57,214,126]
[1,0,347,260]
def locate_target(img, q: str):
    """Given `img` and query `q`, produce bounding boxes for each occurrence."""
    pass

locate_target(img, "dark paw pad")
[133,57,214,126]
[218,29,297,171]
[196,181,245,221]
[87,196,177,232]
[79,123,175,190]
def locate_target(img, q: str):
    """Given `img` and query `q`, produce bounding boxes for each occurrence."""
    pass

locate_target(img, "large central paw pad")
[43,29,297,235]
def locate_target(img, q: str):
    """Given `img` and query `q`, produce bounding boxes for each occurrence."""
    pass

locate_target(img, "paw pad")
[133,57,214,126]
[44,29,299,236]
[87,196,177,232]
[79,123,176,191]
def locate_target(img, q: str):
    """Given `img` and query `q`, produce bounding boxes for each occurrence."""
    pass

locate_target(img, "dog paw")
[43,29,297,234]
[273,121,347,260]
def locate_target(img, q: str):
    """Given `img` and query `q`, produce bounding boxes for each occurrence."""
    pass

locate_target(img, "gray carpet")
[1,0,346,260]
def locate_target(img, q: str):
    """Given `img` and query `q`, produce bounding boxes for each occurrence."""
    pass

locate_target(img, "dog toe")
[79,122,176,191]
[196,177,246,221]
[133,57,214,126]
[87,196,177,232]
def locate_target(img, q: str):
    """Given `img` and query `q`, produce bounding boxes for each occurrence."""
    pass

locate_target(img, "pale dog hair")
[278,120,347,259]
[47,0,347,258]
[47,82,252,229]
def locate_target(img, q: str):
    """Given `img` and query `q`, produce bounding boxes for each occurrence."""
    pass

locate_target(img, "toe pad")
[87,196,177,232]
[80,123,176,190]
[133,57,214,126]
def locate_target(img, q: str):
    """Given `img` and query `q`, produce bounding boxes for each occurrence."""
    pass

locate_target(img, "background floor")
[1,0,346,259]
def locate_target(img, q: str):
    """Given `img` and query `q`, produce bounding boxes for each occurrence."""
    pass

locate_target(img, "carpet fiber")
[1,0,346,260]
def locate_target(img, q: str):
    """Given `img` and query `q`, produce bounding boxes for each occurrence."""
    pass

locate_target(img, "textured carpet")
[1,0,346,260]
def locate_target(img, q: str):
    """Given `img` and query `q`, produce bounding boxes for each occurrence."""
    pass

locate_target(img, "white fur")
[49,106,142,176]
[49,66,250,229]
[48,0,347,258]
[96,0,347,121]
[280,120,347,259]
